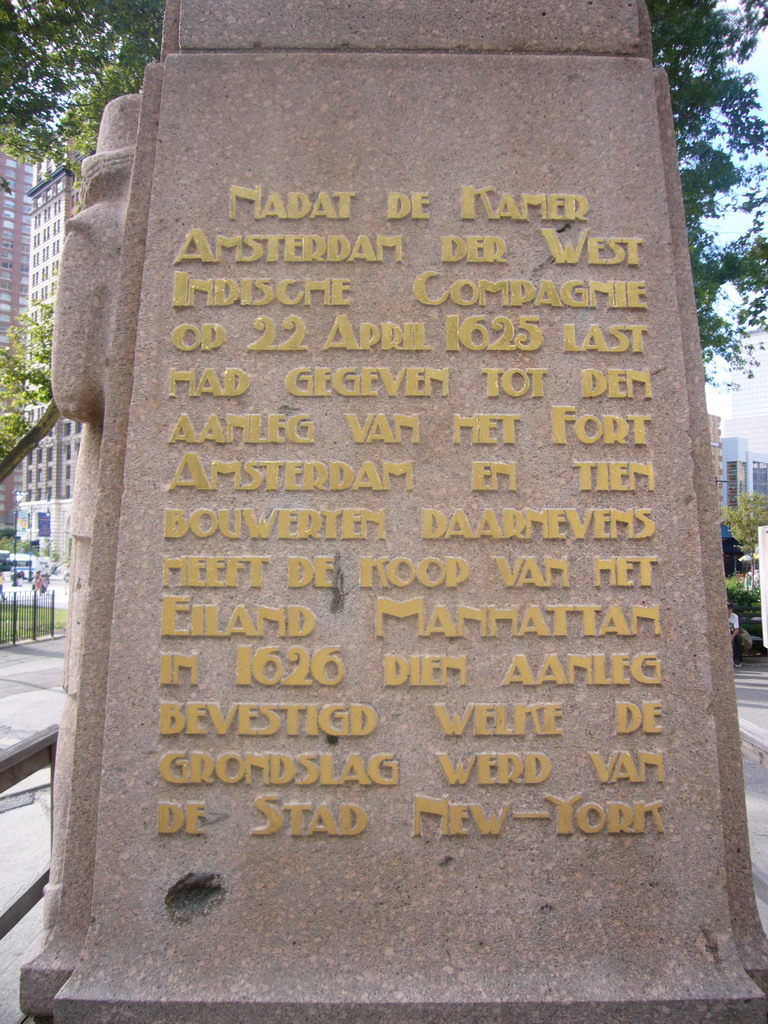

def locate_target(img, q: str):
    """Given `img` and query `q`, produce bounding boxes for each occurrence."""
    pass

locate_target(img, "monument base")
[53,995,767,1024]
[20,966,70,1022]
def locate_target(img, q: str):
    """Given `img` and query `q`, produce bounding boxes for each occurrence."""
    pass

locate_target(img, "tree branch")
[0,401,60,484]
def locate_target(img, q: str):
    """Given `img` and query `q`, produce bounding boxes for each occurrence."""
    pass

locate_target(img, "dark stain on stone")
[532,251,556,274]
[200,810,229,827]
[702,928,721,962]
[165,872,226,923]
[330,552,346,613]
[531,222,571,272]
[439,856,454,866]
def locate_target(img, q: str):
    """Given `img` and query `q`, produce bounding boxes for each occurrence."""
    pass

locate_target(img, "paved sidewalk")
[735,655,768,731]
[0,636,66,750]
[735,655,768,935]
[0,637,65,1024]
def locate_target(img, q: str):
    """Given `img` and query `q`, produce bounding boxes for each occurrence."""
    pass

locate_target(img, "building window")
[753,462,768,497]
[727,460,747,507]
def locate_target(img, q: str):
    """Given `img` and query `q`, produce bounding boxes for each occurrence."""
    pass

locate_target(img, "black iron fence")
[0,590,55,645]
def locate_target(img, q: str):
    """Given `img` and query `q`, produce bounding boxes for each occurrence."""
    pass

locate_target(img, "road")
[3,577,69,612]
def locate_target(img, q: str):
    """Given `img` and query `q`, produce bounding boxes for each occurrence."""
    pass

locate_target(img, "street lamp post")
[12,495,18,587]
[12,490,25,586]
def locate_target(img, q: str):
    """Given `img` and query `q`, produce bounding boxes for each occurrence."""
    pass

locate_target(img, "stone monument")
[22,0,768,1020]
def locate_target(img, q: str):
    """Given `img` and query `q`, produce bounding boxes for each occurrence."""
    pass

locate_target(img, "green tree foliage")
[0,304,55,457]
[0,0,164,162]
[725,573,761,612]
[647,0,768,372]
[722,491,768,560]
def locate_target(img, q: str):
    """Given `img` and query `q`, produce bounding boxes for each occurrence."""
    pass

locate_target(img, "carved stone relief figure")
[21,93,141,1020]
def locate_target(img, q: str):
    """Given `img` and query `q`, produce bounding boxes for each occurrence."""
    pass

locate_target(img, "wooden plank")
[753,864,768,908]
[740,719,768,769]
[0,726,57,796]
[0,869,49,942]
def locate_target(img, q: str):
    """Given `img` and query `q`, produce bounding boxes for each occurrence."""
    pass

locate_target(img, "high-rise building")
[19,159,82,559]
[28,158,75,304]
[722,330,768,453]
[720,435,768,507]
[708,413,723,492]
[20,407,81,558]
[0,151,33,530]
[0,153,32,344]
[717,330,768,508]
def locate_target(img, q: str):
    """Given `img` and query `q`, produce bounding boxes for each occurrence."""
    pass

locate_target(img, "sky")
[704,25,768,422]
